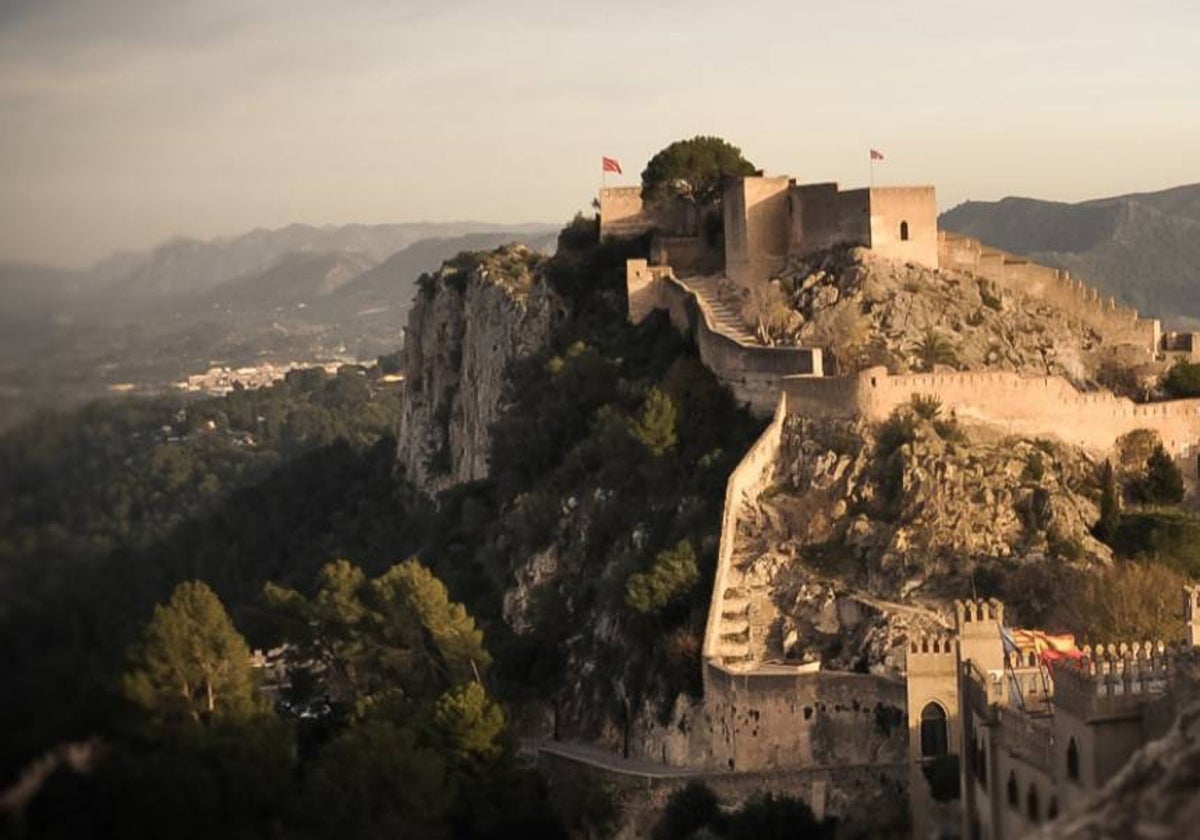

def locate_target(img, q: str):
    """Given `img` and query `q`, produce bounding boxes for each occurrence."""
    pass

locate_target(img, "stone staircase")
[713,498,771,669]
[678,276,760,345]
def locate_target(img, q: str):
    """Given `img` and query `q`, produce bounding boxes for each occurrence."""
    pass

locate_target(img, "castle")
[600,170,1200,834]
[908,591,1200,840]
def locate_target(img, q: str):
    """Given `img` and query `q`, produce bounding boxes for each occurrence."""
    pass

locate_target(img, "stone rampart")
[626,260,822,415]
[699,666,908,772]
[701,395,787,673]
[937,231,1161,351]
[537,746,907,837]
[691,387,907,777]
[781,367,1200,478]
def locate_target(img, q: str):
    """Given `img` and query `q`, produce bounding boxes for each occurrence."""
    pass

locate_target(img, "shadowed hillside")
[939,184,1200,327]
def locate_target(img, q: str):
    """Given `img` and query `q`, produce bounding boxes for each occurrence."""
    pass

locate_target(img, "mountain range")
[939,183,1200,329]
[0,222,559,430]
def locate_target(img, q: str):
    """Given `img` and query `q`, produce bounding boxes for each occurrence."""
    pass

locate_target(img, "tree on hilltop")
[641,136,756,209]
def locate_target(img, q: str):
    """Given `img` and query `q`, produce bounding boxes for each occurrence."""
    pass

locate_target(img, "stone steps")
[677,277,759,345]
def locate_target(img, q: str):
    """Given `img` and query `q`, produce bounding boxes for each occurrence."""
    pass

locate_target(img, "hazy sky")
[2,0,1198,267]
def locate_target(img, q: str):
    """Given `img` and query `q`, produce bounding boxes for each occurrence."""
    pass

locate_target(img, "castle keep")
[599,169,1200,832]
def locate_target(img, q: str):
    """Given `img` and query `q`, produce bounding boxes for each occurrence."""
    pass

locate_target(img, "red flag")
[602,156,622,174]
[870,149,885,161]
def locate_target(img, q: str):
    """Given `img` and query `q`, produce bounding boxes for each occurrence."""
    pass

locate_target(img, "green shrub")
[1162,360,1200,398]
[910,394,942,420]
[625,541,699,614]
[1129,445,1185,505]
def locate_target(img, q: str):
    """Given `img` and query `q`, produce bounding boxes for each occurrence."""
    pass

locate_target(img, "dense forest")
[0,218,787,838]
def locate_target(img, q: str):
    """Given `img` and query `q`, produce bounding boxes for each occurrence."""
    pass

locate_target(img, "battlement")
[907,634,958,676]
[1050,641,1188,720]
[909,634,957,657]
[954,599,1005,629]
[781,367,1200,480]
[937,230,1161,353]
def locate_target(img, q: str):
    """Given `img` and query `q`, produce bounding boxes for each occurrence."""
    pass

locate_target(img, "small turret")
[1185,585,1200,647]
[954,598,1006,674]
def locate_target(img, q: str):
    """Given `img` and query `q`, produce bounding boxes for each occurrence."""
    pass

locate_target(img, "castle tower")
[954,599,1006,675]
[1185,585,1200,647]
[905,634,960,762]
[905,633,961,840]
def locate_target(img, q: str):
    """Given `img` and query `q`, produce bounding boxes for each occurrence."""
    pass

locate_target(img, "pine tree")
[1094,459,1121,543]
[632,388,678,457]
[122,581,258,727]
[1140,445,1185,505]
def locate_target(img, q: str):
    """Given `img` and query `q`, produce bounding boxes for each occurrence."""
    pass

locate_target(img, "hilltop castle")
[598,170,1200,835]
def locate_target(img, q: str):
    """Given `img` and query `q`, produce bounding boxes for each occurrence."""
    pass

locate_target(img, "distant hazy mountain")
[91,221,558,299]
[317,230,560,320]
[0,221,561,431]
[939,184,1200,327]
[203,251,378,311]
[0,262,84,322]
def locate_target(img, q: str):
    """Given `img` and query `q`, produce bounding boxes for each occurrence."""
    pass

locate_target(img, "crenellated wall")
[937,231,1161,352]
[781,367,1200,479]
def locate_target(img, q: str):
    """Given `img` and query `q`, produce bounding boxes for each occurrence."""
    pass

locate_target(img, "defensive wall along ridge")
[937,231,1161,352]
[781,367,1200,475]
[683,386,909,780]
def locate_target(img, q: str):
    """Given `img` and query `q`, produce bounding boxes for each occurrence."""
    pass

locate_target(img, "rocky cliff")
[731,408,1111,675]
[396,245,563,495]
[731,247,1142,387]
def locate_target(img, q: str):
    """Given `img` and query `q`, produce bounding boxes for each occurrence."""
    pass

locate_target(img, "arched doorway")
[920,702,948,758]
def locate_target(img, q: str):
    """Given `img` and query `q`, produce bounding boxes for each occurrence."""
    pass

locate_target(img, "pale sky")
[2,0,1199,267]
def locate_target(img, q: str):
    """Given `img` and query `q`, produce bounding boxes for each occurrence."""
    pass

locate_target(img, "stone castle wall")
[782,367,1200,479]
[724,177,792,286]
[599,186,653,238]
[937,231,1161,352]
[627,260,822,415]
[864,186,940,268]
[698,666,908,772]
[537,746,907,839]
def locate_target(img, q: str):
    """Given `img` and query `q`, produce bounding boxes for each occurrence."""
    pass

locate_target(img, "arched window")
[1007,772,1018,808]
[900,220,910,241]
[920,702,948,758]
[1027,785,1041,823]
[1067,737,1080,781]
[1048,797,1059,820]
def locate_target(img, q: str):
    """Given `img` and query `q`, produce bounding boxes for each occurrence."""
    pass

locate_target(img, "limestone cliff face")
[731,411,1112,675]
[396,246,562,495]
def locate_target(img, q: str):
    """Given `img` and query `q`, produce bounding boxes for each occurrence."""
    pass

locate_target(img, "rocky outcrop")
[396,246,563,495]
[731,410,1112,674]
[731,247,1151,387]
